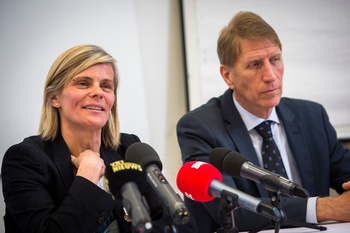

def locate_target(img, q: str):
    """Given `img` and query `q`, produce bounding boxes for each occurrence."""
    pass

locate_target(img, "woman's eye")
[78,81,89,86]
[101,83,114,91]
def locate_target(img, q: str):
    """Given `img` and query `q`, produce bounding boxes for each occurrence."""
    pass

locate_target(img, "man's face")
[221,39,284,118]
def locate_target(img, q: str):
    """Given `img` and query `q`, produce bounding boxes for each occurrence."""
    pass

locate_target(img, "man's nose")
[261,63,277,81]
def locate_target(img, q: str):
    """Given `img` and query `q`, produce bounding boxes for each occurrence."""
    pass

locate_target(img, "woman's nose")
[90,84,104,98]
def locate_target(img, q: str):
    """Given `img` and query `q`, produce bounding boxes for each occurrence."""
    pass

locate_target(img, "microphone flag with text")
[125,142,190,225]
[209,147,309,198]
[104,160,153,233]
[176,161,282,222]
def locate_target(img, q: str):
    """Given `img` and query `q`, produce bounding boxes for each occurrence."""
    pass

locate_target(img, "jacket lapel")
[276,101,316,194]
[221,89,260,165]
[221,89,269,197]
[51,134,75,191]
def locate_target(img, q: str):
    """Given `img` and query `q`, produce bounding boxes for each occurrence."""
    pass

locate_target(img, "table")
[245,222,350,233]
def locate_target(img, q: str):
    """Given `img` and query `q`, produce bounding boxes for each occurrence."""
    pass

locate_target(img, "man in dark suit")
[176,11,350,232]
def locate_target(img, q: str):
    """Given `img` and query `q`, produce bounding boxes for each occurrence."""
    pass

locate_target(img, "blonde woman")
[2,45,194,233]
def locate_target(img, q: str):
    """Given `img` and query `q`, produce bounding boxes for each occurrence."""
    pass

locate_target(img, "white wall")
[0,1,186,232]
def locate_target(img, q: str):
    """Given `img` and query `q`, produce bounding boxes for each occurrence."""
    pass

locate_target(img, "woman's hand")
[71,150,105,184]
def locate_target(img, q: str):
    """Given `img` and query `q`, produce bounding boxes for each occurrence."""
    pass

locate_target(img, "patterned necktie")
[254,120,288,178]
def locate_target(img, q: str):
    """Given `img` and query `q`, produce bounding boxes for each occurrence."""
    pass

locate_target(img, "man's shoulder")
[280,97,323,109]
[179,99,223,127]
[185,96,224,116]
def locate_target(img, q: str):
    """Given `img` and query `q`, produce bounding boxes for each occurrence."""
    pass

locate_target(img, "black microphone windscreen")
[209,148,248,178]
[222,151,248,178]
[104,160,147,199]
[125,142,163,170]
[209,147,231,170]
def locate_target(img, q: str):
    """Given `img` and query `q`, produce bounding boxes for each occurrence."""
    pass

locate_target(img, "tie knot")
[254,120,273,138]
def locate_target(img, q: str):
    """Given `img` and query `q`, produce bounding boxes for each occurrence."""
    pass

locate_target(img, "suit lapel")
[221,89,260,165]
[50,134,127,192]
[277,100,316,194]
[221,89,269,197]
[51,134,75,191]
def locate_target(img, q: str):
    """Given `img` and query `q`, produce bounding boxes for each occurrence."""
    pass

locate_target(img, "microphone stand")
[161,213,177,233]
[163,224,177,233]
[216,190,239,233]
[249,191,327,233]
[158,198,184,233]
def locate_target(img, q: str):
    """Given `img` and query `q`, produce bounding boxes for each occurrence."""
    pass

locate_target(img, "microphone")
[104,160,153,233]
[209,148,309,198]
[176,161,282,222]
[125,142,190,225]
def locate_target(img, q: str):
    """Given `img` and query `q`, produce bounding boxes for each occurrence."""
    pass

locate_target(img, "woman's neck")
[61,128,102,157]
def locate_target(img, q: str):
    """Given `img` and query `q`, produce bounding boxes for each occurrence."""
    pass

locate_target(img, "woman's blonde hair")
[38,44,120,149]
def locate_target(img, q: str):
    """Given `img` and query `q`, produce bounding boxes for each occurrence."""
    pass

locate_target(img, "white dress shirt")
[232,95,318,223]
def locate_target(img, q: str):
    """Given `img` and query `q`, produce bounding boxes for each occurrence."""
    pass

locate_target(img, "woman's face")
[53,63,115,132]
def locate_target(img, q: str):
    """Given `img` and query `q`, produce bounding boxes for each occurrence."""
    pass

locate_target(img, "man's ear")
[220,64,235,89]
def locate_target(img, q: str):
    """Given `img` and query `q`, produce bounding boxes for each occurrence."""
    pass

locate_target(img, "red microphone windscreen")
[176,161,222,202]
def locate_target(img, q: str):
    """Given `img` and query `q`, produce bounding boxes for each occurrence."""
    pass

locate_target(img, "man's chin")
[263,97,281,108]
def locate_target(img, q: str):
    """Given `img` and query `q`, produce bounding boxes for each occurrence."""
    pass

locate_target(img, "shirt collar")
[232,94,279,131]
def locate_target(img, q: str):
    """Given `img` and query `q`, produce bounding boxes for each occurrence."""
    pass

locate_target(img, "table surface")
[242,221,350,233]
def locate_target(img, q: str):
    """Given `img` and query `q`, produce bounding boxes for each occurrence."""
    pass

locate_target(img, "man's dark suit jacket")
[177,89,350,232]
[1,133,196,233]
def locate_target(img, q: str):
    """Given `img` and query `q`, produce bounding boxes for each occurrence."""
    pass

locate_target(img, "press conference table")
[242,222,350,233]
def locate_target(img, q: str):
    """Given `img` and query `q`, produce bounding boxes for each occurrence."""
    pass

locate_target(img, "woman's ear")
[220,64,235,89]
[50,96,60,108]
